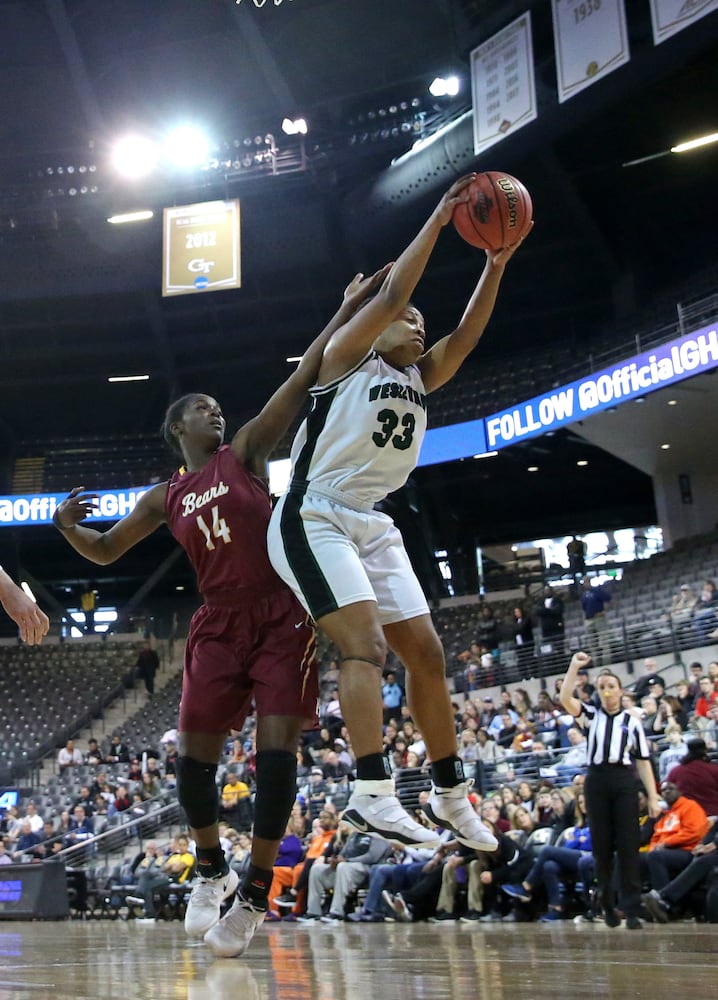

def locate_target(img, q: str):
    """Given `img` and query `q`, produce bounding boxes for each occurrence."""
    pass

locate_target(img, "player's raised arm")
[317,174,478,385]
[232,264,392,472]
[418,230,530,394]
[52,484,167,565]
[0,567,49,645]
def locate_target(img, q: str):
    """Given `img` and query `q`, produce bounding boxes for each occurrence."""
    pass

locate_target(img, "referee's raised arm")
[559,651,592,718]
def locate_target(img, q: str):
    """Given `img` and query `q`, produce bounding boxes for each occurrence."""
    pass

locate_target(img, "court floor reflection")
[0,919,714,999]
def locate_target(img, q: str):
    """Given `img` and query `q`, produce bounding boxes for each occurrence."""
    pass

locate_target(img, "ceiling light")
[577,460,588,467]
[107,210,154,225]
[282,117,308,135]
[527,466,539,472]
[671,132,718,154]
[164,126,210,168]
[473,451,498,460]
[286,356,302,363]
[667,399,678,406]
[20,582,37,602]
[429,76,460,97]
[107,374,150,383]
[660,443,671,450]
[111,135,158,179]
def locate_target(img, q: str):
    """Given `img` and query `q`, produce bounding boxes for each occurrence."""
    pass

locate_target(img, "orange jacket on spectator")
[305,828,336,860]
[649,795,709,851]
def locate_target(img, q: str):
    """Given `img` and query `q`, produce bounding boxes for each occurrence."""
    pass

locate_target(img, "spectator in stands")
[535,587,565,658]
[32,819,64,859]
[64,805,94,847]
[573,666,596,706]
[0,840,12,865]
[512,606,535,675]
[265,821,305,919]
[640,696,661,738]
[567,536,587,584]
[694,676,718,718]
[621,690,643,719]
[381,671,404,726]
[301,768,330,821]
[640,780,709,892]
[554,726,588,783]
[481,797,510,835]
[0,806,21,841]
[675,680,694,718]
[667,738,718,818]
[220,771,252,832]
[658,723,689,782]
[229,832,253,882]
[495,712,519,750]
[273,809,338,918]
[475,729,505,771]
[478,697,497,730]
[80,584,96,633]
[322,687,344,740]
[643,816,718,923]
[580,577,612,666]
[55,809,72,839]
[477,605,498,653]
[510,804,536,844]
[692,580,718,641]
[687,661,704,702]
[139,771,163,802]
[632,658,660,702]
[12,820,42,861]
[302,825,393,923]
[23,801,44,834]
[84,738,102,767]
[0,566,49,644]
[57,738,82,773]
[135,639,159,695]
[111,785,131,816]
[666,583,695,633]
[73,786,95,817]
[512,688,534,720]
[128,834,195,923]
[105,734,131,765]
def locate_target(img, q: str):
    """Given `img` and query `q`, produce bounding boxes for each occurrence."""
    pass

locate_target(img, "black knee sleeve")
[175,755,219,831]
[252,749,297,841]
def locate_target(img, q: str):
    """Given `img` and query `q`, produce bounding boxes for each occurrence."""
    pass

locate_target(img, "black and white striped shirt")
[578,703,651,766]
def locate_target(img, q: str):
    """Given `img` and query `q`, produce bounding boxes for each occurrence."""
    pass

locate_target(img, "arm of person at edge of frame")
[52,483,167,565]
[232,263,394,477]
[316,174,478,387]
[558,650,591,719]
[0,566,49,645]
[418,227,532,394]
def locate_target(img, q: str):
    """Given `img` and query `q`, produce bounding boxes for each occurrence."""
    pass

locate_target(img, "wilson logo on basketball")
[496,177,519,230]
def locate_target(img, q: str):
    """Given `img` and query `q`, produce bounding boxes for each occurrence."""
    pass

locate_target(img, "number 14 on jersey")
[196,505,231,550]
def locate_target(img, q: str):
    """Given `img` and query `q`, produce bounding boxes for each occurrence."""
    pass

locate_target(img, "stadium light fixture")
[164,126,211,168]
[429,76,460,97]
[111,135,158,179]
[107,210,154,225]
[670,131,718,154]
[107,374,150,383]
[282,117,308,135]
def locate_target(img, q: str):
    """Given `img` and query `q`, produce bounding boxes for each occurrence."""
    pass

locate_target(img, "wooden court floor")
[0,919,714,999]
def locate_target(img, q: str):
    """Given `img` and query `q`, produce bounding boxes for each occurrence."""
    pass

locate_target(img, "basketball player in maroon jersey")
[52,265,389,958]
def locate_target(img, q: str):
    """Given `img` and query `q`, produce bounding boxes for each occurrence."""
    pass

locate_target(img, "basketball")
[453,171,533,250]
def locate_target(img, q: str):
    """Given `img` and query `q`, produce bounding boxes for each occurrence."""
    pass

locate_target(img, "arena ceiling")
[0,0,716,608]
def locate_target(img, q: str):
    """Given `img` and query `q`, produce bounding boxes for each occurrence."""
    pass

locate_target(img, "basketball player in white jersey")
[268,174,530,851]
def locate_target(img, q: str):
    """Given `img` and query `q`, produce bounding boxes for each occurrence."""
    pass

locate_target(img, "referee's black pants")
[585,764,642,918]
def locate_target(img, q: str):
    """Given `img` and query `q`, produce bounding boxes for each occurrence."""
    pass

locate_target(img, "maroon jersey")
[165,445,280,598]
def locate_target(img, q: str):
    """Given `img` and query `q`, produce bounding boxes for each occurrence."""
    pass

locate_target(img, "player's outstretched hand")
[342,263,394,313]
[54,486,100,529]
[486,221,534,268]
[0,577,49,645]
[433,173,478,227]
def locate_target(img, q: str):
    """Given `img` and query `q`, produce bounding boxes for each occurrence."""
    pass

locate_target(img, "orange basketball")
[453,171,533,250]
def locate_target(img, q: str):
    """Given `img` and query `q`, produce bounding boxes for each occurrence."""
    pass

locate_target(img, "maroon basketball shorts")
[179,584,318,734]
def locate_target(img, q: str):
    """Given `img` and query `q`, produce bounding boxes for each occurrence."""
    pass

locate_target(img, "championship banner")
[552,0,630,104]
[470,12,537,156]
[649,0,718,44]
[162,199,241,297]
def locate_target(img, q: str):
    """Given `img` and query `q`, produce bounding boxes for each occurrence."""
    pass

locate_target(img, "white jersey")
[288,351,428,508]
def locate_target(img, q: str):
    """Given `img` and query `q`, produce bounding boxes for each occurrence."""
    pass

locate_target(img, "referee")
[560,651,660,928]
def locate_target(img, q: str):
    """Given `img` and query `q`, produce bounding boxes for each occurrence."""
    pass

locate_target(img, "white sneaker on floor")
[204,894,266,958]
[344,779,440,847]
[185,867,239,937]
[424,781,498,851]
